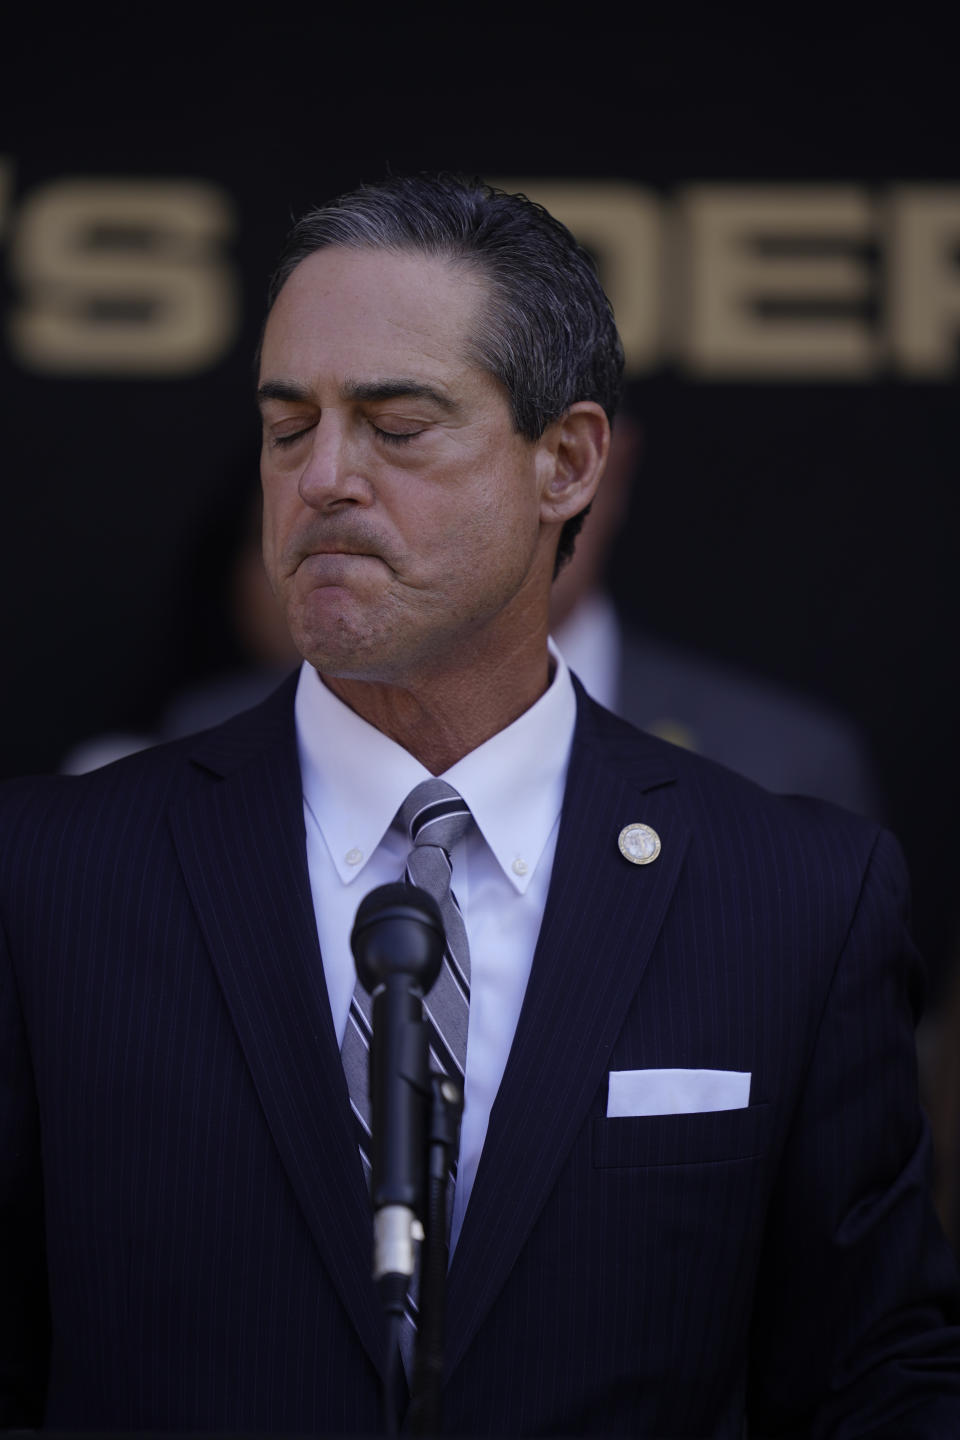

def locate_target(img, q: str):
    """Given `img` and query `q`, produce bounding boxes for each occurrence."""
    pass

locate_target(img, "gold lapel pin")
[618,823,662,865]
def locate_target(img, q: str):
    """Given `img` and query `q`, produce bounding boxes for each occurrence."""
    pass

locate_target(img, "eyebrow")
[256,380,312,408]
[342,378,457,411]
[256,377,458,411]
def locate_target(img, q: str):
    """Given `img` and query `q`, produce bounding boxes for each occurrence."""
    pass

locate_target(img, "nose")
[298,415,372,511]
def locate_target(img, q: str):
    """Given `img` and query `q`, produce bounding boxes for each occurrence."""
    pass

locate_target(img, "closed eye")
[270,426,314,449]
[372,424,423,445]
[267,418,426,450]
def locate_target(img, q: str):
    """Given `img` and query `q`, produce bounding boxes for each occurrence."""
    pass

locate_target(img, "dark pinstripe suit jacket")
[2,675,959,1436]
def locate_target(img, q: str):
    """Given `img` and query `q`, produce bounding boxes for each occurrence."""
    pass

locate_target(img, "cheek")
[258,491,291,590]
[485,475,543,556]
[449,493,541,595]
[260,470,297,548]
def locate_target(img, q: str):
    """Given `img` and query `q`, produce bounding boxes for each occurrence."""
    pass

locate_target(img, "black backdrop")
[2,13,958,996]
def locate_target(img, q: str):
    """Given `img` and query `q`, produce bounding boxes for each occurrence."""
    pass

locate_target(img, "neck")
[319,640,553,774]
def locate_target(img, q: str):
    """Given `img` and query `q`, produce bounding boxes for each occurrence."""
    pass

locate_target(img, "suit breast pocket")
[592,1102,770,1169]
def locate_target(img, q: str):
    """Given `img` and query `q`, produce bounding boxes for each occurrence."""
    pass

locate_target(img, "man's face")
[258,245,558,688]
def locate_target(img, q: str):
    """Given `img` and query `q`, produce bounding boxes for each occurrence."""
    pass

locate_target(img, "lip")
[296,550,380,582]
[308,545,374,557]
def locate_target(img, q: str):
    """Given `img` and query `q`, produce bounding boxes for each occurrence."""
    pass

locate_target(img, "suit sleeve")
[747,827,960,1438]
[0,840,50,1426]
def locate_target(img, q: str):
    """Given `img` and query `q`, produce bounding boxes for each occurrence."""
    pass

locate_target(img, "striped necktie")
[398,780,472,1102]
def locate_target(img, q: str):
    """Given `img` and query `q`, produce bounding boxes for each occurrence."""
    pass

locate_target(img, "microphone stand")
[350,884,464,1436]
[409,1073,464,1437]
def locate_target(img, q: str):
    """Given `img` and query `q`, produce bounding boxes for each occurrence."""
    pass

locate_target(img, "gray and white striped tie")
[341,779,473,1319]
[399,780,472,1102]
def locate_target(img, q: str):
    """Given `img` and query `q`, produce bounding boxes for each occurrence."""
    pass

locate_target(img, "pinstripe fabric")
[2,674,959,1435]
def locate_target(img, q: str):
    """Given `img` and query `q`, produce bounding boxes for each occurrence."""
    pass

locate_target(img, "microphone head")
[351,882,445,993]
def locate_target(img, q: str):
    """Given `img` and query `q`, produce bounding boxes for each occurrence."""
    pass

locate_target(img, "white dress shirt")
[294,645,577,1247]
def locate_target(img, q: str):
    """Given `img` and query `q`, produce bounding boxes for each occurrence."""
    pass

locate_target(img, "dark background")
[2,13,958,996]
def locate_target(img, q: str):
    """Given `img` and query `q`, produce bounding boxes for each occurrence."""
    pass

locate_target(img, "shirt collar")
[294,642,576,895]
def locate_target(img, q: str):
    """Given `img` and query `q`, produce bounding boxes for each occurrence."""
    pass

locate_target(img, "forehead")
[259,246,488,388]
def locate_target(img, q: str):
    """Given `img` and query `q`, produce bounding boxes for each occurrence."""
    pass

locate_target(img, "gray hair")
[265,173,624,569]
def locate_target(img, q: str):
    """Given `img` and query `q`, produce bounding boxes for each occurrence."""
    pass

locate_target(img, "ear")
[536,401,610,526]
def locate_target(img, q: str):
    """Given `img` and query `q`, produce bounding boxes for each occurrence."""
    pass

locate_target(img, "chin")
[288,587,413,682]
[290,621,382,681]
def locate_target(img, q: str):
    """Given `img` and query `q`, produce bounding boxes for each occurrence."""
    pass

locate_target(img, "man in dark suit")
[2,174,959,1436]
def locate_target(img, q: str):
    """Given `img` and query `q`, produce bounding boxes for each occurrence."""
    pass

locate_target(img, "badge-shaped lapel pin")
[618,823,661,865]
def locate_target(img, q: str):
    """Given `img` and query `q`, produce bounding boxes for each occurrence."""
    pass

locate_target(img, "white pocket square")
[607,1068,751,1117]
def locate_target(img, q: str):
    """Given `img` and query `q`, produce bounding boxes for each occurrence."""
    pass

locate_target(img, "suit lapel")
[167,679,386,1380]
[444,692,689,1377]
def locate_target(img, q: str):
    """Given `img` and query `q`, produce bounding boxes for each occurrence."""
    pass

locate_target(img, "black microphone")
[350,882,445,1309]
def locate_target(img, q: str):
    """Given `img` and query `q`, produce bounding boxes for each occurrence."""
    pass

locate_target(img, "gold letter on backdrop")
[889,187,960,377]
[681,186,877,377]
[8,179,238,375]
